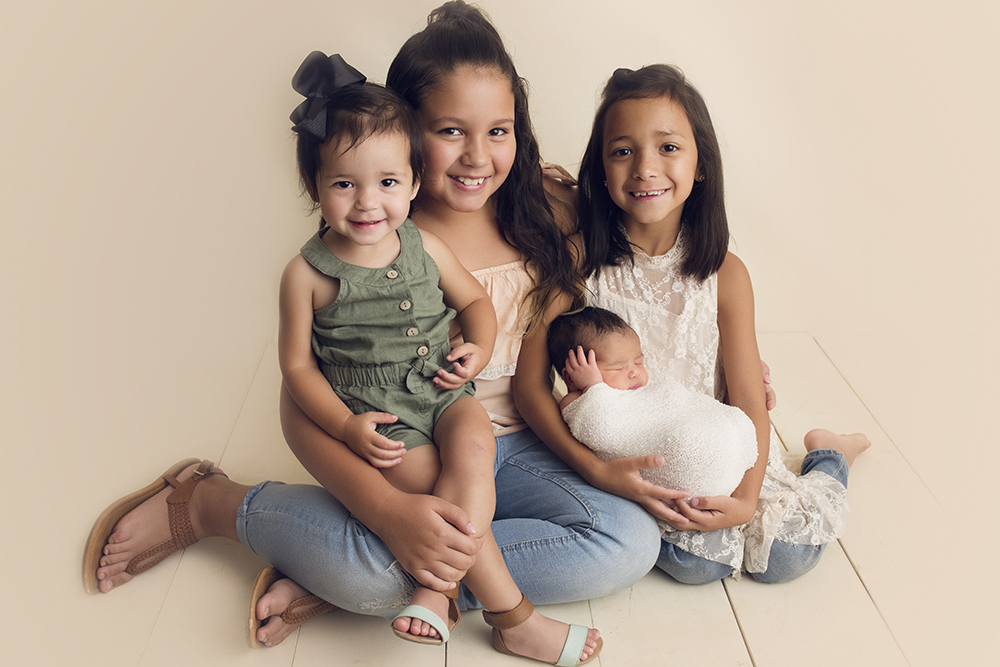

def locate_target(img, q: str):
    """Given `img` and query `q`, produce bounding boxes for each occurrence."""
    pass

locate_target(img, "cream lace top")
[451,261,533,435]
[585,236,848,575]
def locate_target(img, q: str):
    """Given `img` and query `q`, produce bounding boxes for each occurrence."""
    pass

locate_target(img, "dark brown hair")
[578,64,729,281]
[386,1,582,335]
[546,307,634,374]
[296,83,423,226]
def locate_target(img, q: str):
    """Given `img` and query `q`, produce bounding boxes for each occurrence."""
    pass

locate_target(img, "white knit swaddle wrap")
[562,381,758,497]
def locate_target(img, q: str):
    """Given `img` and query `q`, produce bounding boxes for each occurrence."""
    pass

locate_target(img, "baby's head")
[548,307,648,391]
[290,52,423,227]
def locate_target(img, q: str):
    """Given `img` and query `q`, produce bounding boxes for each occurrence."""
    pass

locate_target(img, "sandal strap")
[125,460,224,575]
[394,604,454,643]
[482,594,534,631]
[281,595,336,624]
[556,624,589,667]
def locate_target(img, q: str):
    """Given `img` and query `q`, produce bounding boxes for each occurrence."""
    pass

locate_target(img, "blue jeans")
[656,448,849,585]
[236,428,661,618]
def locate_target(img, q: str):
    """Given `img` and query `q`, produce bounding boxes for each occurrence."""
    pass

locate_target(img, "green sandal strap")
[556,624,589,667]
[393,604,452,643]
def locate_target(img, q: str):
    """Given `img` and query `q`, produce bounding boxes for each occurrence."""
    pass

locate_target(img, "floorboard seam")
[838,540,913,667]
[721,580,757,667]
[136,559,182,667]
[811,336,948,514]
[219,339,273,465]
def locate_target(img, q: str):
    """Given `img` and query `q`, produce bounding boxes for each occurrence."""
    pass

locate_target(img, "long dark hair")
[386,1,582,335]
[578,64,728,282]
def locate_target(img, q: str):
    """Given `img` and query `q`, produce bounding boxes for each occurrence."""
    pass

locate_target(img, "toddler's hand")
[563,346,603,392]
[342,412,406,468]
[434,342,488,389]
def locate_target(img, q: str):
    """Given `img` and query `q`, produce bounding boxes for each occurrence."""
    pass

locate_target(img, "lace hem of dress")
[477,361,516,382]
[659,428,849,578]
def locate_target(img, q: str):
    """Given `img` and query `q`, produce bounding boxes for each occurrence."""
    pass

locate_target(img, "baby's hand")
[342,412,406,468]
[434,342,488,390]
[562,346,604,392]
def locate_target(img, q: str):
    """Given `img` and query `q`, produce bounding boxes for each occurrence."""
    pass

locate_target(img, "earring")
[603,180,608,187]
[696,174,705,182]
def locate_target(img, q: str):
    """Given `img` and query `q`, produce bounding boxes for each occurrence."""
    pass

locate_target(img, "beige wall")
[2,0,997,660]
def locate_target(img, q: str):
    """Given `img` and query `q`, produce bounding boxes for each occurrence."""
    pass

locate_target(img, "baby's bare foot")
[804,428,871,467]
[393,586,453,639]
[499,610,601,665]
[95,463,203,593]
[255,577,326,647]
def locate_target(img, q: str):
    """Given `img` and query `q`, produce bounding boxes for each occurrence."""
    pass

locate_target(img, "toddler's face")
[316,131,419,253]
[593,330,648,391]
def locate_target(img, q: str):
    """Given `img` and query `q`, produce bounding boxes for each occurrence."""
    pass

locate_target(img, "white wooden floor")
[57,331,994,666]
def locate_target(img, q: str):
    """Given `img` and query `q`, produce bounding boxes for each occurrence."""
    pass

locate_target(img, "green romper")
[302,219,476,450]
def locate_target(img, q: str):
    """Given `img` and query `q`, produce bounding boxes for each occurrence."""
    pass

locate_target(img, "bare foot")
[392,586,453,640]
[804,428,871,467]
[255,577,326,647]
[95,463,205,593]
[498,610,601,665]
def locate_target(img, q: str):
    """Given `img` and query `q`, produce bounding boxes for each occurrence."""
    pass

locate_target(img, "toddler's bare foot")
[255,576,329,647]
[804,428,871,467]
[392,586,454,640]
[497,610,601,665]
[95,462,206,593]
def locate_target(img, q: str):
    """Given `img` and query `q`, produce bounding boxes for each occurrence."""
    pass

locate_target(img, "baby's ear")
[561,368,578,392]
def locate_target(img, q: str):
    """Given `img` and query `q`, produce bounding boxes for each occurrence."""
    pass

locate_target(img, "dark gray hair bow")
[290,51,366,142]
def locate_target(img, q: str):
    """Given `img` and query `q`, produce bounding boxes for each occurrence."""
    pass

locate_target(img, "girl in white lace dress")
[515,64,869,582]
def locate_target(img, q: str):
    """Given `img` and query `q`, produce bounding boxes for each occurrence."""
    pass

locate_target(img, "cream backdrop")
[2,0,997,664]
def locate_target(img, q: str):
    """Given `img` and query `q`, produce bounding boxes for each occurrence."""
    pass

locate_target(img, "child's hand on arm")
[435,341,491,389]
[420,229,497,389]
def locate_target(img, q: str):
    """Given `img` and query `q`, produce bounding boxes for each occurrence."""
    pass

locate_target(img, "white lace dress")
[585,237,849,575]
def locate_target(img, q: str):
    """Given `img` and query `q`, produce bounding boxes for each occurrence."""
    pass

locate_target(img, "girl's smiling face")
[602,95,699,234]
[316,131,419,259]
[415,66,516,216]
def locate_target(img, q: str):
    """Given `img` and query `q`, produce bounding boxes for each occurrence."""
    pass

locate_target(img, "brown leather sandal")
[82,458,225,594]
[482,594,603,666]
[247,567,337,648]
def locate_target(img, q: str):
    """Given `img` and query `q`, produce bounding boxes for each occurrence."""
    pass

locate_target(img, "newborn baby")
[548,307,757,498]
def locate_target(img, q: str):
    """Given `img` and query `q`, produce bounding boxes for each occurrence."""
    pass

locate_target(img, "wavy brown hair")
[386,1,583,335]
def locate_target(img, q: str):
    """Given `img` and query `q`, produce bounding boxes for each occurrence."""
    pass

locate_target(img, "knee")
[578,500,661,592]
[748,541,825,584]
[656,542,734,585]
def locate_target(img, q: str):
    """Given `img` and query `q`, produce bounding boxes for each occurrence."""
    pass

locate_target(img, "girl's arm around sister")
[513,293,694,525]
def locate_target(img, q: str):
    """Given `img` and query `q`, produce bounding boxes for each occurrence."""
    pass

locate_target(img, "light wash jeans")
[656,448,850,585]
[236,428,661,618]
